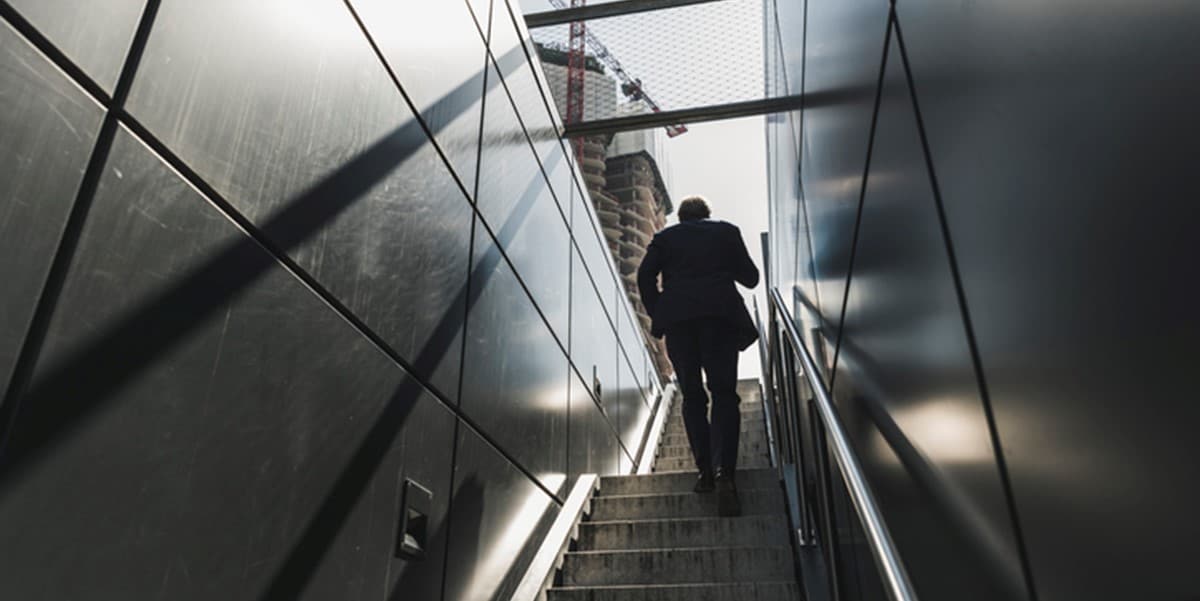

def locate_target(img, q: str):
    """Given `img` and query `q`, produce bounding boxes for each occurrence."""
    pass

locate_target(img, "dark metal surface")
[0,22,104,400]
[524,0,730,28]
[616,304,647,404]
[347,0,489,193]
[616,351,651,456]
[567,370,621,479]
[460,223,569,490]
[6,0,144,92]
[570,249,619,418]
[125,0,475,400]
[799,0,889,362]
[442,426,563,601]
[572,190,620,324]
[831,31,1027,601]
[476,59,572,341]
[0,2,657,598]
[895,2,1200,599]
[0,129,455,600]
[491,0,573,218]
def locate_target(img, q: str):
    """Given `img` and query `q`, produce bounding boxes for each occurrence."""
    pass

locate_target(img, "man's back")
[637,218,759,346]
[651,220,758,289]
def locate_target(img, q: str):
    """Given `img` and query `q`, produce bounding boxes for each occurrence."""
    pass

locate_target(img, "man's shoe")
[715,468,741,517]
[694,470,715,493]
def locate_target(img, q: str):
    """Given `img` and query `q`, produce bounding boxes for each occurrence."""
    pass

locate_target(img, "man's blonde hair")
[677,195,711,221]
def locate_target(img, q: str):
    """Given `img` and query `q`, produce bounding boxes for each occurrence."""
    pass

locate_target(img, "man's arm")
[637,238,663,315]
[730,225,760,288]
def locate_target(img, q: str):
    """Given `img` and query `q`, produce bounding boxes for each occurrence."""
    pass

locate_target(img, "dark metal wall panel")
[0,22,104,399]
[125,0,474,401]
[490,0,572,218]
[6,0,145,92]
[570,250,619,417]
[568,370,621,480]
[572,195,619,325]
[895,3,1200,600]
[443,425,562,601]
[0,128,453,601]
[616,304,646,403]
[476,60,571,341]
[831,32,1027,601]
[347,0,488,193]
[798,0,888,358]
[616,354,651,459]
[460,223,569,489]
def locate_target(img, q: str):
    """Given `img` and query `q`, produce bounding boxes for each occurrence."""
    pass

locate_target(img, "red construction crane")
[549,0,687,141]
[564,0,588,159]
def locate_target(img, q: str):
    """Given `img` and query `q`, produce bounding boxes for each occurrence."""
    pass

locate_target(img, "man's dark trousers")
[665,317,741,473]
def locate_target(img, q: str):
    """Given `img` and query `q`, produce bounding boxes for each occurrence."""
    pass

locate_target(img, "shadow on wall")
[0,40,562,601]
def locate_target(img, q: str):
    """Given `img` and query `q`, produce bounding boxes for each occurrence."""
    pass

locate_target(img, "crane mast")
[547,0,687,139]
[564,0,588,159]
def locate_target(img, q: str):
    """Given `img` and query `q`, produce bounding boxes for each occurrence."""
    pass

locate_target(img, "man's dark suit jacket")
[637,219,761,351]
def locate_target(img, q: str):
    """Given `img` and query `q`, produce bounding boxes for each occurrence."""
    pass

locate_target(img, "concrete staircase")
[547,380,800,601]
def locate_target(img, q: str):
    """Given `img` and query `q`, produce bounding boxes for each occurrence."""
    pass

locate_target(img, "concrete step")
[560,546,795,586]
[669,401,765,417]
[589,488,783,521]
[548,582,801,601]
[657,440,773,459]
[653,454,771,473]
[577,515,790,551]
[599,468,777,496]
[661,431,769,448]
[663,415,766,437]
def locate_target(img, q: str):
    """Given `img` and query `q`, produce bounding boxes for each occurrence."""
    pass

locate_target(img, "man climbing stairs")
[547,380,802,600]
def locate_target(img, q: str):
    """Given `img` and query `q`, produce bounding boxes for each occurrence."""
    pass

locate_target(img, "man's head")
[677,195,711,222]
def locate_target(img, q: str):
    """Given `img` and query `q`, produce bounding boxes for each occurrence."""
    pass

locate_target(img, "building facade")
[0,1,661,599]
[536,45,675,379]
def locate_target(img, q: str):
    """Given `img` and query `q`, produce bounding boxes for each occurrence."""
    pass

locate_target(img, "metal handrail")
[752,297,779,468]
[768,287,918,601]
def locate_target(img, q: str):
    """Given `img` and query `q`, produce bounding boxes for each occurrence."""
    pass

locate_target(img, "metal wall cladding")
[568,371,621,480]
[126,0,474,401]
[0,23,103,397]
[0,1,661,598]
[616,305,647,403]
[460,222,569,490]
[573,191,620,321]
[443,426,562,601]
[0,129,455,601]
[799,0,889,360]
[896,2,1200,600]
[616,353,651,462]
[489,0,570,214]
[773,0,806,98]
[348,0,489,192]
[831,32,1027,601]
[570,249,619,419]
[476,59,571,341]
[7,0,145,92]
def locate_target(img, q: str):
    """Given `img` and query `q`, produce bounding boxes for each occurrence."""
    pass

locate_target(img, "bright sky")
[662,116,770,379]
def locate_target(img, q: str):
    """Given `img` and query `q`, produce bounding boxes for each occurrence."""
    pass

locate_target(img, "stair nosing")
[593,489,780,501]
[581,514,787,526]
[564,544,794,557]
[550,581,799,591]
